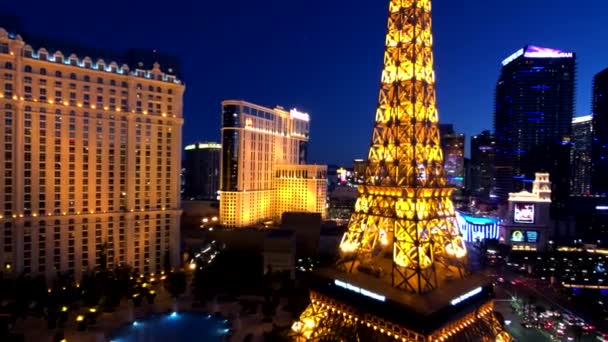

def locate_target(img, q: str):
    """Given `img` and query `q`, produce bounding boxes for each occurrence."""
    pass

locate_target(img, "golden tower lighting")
[338,0,467,295]
[291,0,511,340]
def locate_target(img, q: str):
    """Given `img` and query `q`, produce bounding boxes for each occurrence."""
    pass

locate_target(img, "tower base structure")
[292,269,511,342]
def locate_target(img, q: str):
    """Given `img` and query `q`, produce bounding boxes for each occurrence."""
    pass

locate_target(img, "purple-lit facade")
[494,45,575,206]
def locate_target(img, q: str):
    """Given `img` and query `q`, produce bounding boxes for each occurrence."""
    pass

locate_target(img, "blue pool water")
[110,312,230,342]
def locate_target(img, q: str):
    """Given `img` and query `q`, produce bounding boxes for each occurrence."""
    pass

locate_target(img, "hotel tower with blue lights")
[494,46,575,207]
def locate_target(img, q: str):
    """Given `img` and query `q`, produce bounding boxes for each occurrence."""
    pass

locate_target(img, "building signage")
[524,45,573,59]
[290,109,310,122]
[514,203,534,224]
[450,286,482,306]
[334,280,386,302]
[510,229,539,243]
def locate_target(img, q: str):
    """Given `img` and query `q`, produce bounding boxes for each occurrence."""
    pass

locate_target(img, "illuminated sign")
[524,45,573,59]
[290,109,310,122]
[198,143,221,149]
[510,230,539,243]
[526,230,538,243]
[185,143,221,150]
[502,48,524,66]
[334,280,386,302]
[511,230,525,243]
[514,203,534,224]
[596,206,608,211]
[450,287,482,306]
[245,118,253,128]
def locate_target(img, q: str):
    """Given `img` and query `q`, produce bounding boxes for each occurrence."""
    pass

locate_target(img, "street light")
[211,216,218,222]
[202,218,209,223]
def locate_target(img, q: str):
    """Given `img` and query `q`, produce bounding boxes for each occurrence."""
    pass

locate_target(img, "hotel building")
[0,27,184,280]
[219,100,326,227]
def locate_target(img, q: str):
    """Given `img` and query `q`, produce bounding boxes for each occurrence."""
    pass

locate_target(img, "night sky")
[2,0,607,165]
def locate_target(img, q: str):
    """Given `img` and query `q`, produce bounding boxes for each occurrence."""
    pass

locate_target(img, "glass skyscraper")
[591,68,608,195]
[494,45,575,207]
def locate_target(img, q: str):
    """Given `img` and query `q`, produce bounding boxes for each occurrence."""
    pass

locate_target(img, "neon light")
[450,286,482,306]
[502,48,524,66]
[524,45,573,59]
[596,206,608,211]
[290,109,310,122]
[334,280,385,302]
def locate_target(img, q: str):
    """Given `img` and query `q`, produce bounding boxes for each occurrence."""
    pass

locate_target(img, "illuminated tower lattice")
[291,1,511,341]
[338,0,467,294]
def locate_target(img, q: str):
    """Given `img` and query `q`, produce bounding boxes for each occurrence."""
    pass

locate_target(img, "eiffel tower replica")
[291,1,511,341]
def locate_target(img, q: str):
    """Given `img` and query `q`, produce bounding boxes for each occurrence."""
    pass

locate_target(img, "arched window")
[148,85,153,91]
[4,104,12,109]
[24,65,32,73]
[4,62,12,70]
[156,86,161,93]
[84,75,90,82]
[121,81,128,88]
[110,80,116,86]
[40,68,47,75]
[97,77,103,84]
[55,70,62,78]
[70,73,76,80]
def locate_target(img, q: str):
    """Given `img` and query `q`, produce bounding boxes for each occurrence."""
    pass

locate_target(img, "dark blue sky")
[2,0,607,165]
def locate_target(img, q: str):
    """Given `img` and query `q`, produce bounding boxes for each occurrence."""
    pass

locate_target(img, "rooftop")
[311,268,492,334]
[0,16,182,80]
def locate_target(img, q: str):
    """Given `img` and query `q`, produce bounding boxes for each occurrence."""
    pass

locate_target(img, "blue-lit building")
[493,46,575,208]
[455,211,501,243]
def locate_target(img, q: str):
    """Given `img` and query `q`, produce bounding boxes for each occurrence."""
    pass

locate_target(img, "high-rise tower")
[571,115,592,196]
[494,45,575,204]
[471,130,496,198]
[291,1,510,341]
[591,68,608,195]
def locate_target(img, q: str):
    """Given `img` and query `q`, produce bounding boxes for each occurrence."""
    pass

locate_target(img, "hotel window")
[38,221,46,272]
[70,73,76,80]
[40,68,47,76]
[55,71,62,78]
[84,75,90,82]
[4,83,12,97]
[3,222,12,253]
[24,65,32,73]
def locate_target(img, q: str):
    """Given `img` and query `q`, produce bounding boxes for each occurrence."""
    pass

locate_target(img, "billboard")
[510,230,539,243]
[514,203,535,224]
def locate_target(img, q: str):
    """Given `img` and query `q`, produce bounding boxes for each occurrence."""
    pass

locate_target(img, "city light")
[334,280,386,302]
[450,287,483,306]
